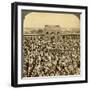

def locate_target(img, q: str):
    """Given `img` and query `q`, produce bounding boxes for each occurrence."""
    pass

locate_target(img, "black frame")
[11,2,88,87]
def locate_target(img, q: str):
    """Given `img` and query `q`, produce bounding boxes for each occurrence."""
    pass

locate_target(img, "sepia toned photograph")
[11,2,87,87]
[22,11,80,77]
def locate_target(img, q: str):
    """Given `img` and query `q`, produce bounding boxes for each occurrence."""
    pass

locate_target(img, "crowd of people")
[22,33,80,77]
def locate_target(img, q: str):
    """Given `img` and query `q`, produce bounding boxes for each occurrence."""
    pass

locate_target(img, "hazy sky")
[24,12,80,29]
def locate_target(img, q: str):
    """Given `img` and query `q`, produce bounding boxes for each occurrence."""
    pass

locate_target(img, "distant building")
[44,25,61,35]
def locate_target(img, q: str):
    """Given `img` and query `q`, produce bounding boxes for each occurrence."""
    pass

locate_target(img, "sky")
[24,12,80,30]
